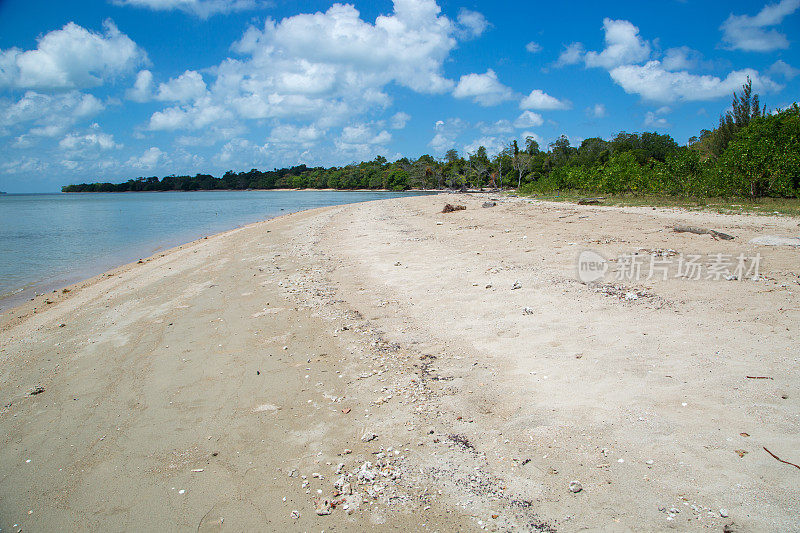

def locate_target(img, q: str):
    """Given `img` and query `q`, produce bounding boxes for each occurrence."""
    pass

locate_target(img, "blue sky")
[0,0,798,192]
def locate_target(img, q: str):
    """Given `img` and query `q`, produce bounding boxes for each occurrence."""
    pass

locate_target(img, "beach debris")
[342,408,351,414]
[361,431,378,442]
[748,235,800,246]
[569,481,583,493]
[763,447,800,470]
[290,510,300,519]
[673,224,734,240]
[315,498,333,515]
[511,280,522,290]
[720,509,729,518]
[577,197,604,205]
[442,203,466,213]
[29,386,45,396]
[735,449,748,458]
[522,307,535,315]
[482,201,497,208]
[746,375,773,380]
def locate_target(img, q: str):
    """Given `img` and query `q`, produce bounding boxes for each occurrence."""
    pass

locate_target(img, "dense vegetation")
[63,80,799,199]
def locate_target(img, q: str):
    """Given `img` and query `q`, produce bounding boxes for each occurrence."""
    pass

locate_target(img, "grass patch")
[517,191,800,217]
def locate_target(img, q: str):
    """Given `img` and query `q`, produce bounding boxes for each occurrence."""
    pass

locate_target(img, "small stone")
[361,432,377,442]
[569,481,582,493]
[315,499,332,515]
[290,510,300,519]
[719,508,729,518]
[512,281,522,290]
[645,459,654,465]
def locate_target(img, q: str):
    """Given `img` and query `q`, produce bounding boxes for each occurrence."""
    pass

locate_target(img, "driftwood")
[674,224,735,241]
[442,203,466,213]
[578,197,605,205]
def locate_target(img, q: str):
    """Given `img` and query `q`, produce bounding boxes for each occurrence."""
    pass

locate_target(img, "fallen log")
[673,224,734,241]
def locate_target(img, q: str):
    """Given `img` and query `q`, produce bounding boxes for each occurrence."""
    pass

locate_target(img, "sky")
[0,0,798,192]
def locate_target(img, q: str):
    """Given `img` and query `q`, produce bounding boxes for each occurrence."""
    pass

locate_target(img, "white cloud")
[156,70,208,102]
[584,19,651,69]
[478,119,513,134]
[143,0,462,136]
[661,46,703,71]
[586,103,607,118]
[644,106,671,128]
[457,9,489,39]
[0,91,105,138]
[453,69,515,106]
[555,42,585,67]
[127,146,166,171]
[428,117,467,153]
[720,0,800,52]
[112,0,262,18]
[525,41,542,53]
[609,60,781,103]
[520,89,570,110]
[390,111,410,129]
[126,69,154,102]
[769,59,799,79]
[148,96,232,130]
[268,124,325,148]
[463,136,509,157]
[0,20,145,89]
[59,131,120,151]
[513,110,544,128]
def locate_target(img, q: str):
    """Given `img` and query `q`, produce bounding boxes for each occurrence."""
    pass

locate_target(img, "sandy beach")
[1,193,798,531]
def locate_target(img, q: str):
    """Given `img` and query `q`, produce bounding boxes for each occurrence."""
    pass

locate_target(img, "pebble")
[361,432,378,442]
[512,281,522,290]
[645,459,654,465]
[290,510,300,519]
[719,508,729,518]
[569,481,582,493]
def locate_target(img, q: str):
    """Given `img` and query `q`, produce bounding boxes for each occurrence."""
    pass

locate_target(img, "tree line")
[63,80,799,198]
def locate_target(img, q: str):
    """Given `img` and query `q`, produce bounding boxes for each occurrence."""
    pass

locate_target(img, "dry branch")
[673,224,735,240]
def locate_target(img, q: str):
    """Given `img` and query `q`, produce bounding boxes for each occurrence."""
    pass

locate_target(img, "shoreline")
[0,191,442,314]
[1,193,798,531]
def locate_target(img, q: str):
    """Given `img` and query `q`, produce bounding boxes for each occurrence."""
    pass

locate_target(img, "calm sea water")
[0,190,431,307]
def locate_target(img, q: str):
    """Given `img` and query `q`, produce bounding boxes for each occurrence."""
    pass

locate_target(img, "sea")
[0,190,432,310]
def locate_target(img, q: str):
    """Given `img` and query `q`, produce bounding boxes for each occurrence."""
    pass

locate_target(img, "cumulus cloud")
[148,96,232,130]
[0,91,105,138]
[586,103,607,118]
[720,0,800,52]
[584,19,651,69]
[661,46,704,71]
[769,59,800,79]
[525,41,542,53]
[141,0,462,139]
[554,42,585,67]
[127,146,167,171]
[478,119,513,134]
[520,89,570,110]
[156,70,208,102]
[112,0,262,18]
[268,124,326,148]
[610,60,781,103]
[59,130,120,151]
[513,110,544,129]
[0,20,145,90]
[126,70,154,102]
[453,69,515,106]
[644,106,671,128]
[390,111,411,129]
[457,9,489,39]
[429,117,467,153]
